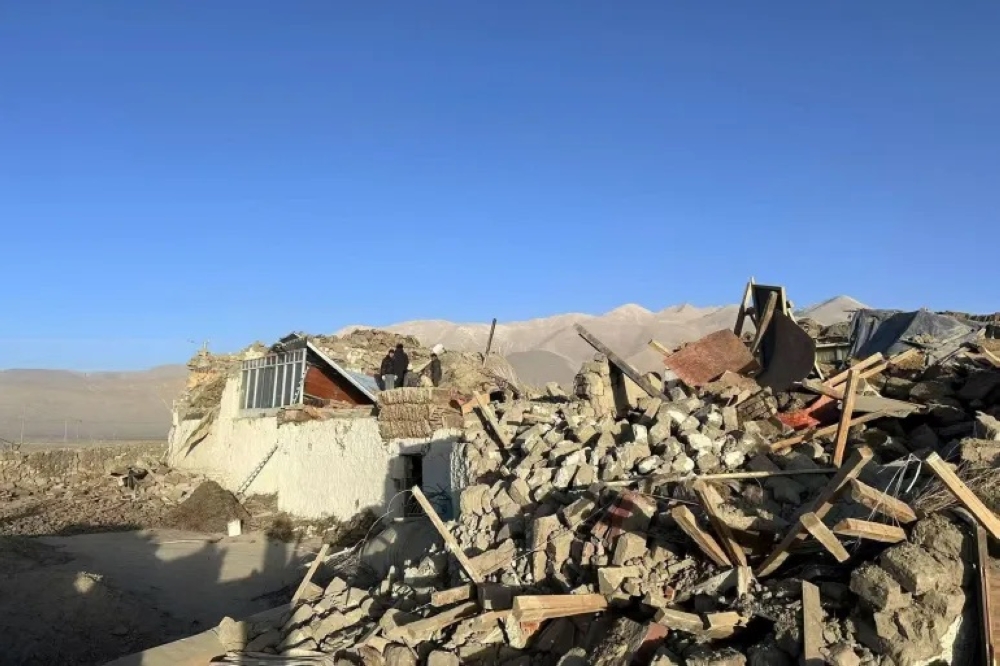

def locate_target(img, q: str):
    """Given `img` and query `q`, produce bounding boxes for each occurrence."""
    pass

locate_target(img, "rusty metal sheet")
[664,329,756,387]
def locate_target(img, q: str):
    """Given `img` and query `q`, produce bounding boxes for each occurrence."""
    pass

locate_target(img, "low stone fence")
[0,442,167,489]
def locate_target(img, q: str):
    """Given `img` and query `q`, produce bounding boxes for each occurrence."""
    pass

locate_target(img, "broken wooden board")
[976,525,997,666]
[824,353,885,388]
[411,486,484,583]
[392,601,479,645]
[800,513,850,562]
[846,479,917,524]
[575,324,667,399]
[670,505,732,567]
[832,368,862,468]
[801,581,824,666]
[925,452,1000,540]
[757,447,873,577]
[770,411,887,453]
[663,329,756,387]
[648,339,671,357]
[511,594,608,623]
[692,480,748,566]
[833,519,906,543]
[473,392,512,449]
[291,543,330,605]
[431,584,475,607]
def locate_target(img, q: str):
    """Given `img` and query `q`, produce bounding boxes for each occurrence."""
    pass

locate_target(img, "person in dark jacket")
[379,350,395,390]
[392,344,409,388]
[428,353,442,387]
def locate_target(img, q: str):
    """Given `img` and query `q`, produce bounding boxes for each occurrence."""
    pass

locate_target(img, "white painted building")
[167,335,463,520]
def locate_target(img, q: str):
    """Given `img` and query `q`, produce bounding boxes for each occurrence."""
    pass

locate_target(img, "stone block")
[612,532,647,565]
[850,563,910,611]
[881,543,957,595]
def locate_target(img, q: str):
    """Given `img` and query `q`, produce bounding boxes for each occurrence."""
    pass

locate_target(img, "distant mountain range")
[342,295,867,387]
[2,296,865,442]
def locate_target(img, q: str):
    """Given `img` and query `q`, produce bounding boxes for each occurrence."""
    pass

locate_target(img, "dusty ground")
[0,530,315,666]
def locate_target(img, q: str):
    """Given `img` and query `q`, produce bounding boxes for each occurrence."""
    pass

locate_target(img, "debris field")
[207,295,1000,666]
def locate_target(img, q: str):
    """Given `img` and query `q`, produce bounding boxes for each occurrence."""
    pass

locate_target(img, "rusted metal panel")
[664,329,756,387]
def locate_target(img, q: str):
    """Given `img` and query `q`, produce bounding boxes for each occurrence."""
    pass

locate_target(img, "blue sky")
[2,2,999,370]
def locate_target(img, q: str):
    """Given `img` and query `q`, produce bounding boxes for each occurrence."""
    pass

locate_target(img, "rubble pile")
[212,332,1000,666]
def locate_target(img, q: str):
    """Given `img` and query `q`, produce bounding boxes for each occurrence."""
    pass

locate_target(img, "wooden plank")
[648,339,671,357]
[394,601,479,644]
[847,479,918,524]
[291,543,330,605]
[411,485,484,583]
[473,392,512,448]
[692,480,748,566]
[833,369,862,467]
[823,353,885,388]
[801,513,850,562]
[749,292,778,356]
[431,584,475,607]
[670,505,732,567]
[832,518,906,543]
[511,594,608,623]
[976,525,996,666]
[925,452,1000,540]
[757,447,872,577]
[770,412,887,453]
[736,566,752,598]
[733,277,755,337]
[575,324,666,399]
[801,581,823,666]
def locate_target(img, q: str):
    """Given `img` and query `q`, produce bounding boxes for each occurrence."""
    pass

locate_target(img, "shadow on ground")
[0,526,311,666]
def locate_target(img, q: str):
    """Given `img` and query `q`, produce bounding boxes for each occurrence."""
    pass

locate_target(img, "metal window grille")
[240,349,306,411]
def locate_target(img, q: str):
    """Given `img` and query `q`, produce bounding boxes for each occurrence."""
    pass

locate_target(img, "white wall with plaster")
[168,379,466,520]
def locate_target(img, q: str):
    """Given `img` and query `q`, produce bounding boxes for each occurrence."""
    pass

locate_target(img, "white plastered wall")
[168,378,467,520]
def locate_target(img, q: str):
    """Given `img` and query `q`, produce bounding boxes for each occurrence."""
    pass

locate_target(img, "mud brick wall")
[0,442,167,489]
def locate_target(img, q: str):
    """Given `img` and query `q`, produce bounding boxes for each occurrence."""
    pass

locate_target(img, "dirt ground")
[0,530,314,666]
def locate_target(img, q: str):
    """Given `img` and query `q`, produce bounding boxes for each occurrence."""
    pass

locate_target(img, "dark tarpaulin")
[848,309,981,362]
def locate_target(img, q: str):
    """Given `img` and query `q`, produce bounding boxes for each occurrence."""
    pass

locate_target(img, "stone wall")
[0,442,166,489]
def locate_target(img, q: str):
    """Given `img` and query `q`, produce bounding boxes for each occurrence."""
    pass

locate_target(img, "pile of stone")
[218,343,1000,666]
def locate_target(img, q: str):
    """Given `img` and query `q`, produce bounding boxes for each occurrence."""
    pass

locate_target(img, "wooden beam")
[483,317,498,361]
[575,324,666,400]
[393,601,479,644]
[925,452,1000,540]
[801,581,824,666]
[736,566,752,598]
[733,277,755,337]
[431,584,475,607]
[975,524,996,666]
[800,513,850,562]
[823,353,885,388]
[770,411,887,453]
[833,369,862,467]
[692,480,747,566]
[511,594,608,623]
[648,339,671,357]
[832,519,906,543]
[670,505,732,567]
[473,392,512,449]
[411,485,484,583]
[291,543,330,605]
[757,447,872,577]
[847,479,917,524]
[749,292,778,356]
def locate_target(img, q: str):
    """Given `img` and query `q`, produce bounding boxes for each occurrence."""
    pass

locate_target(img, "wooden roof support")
[575,324,667,400]
[832,369,862,467]
[757,447,872,577]
[925,452,1000,540]
[291,542,330,605]
[648,339,671,357]
[847,479,917,524]
[823,353,885,389]
[431,584,475,607]
[800,513,850,562]
[511,594,608,623]
[733,277,755,337]
[411,485,485,584]
[670,505,732,567]
[749,292,778,356]
[692,480,748,566]
[770,412,886,453]
[473,392,512,449]
[833,519,906,543]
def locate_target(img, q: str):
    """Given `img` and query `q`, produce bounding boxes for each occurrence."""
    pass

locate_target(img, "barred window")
[240,349,306,411]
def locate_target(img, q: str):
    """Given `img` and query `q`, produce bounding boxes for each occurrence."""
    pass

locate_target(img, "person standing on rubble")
[428,352,442,387]
[379,349,395,390]
[392,343,409,388]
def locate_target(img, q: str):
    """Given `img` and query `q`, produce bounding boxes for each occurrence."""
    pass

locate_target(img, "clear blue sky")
[2,2,999,371]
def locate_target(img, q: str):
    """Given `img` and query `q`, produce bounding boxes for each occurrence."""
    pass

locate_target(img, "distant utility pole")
[483,318,498,364]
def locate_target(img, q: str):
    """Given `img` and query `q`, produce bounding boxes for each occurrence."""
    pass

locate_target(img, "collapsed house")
[189,288,1000,666]
[167,331,516,519]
